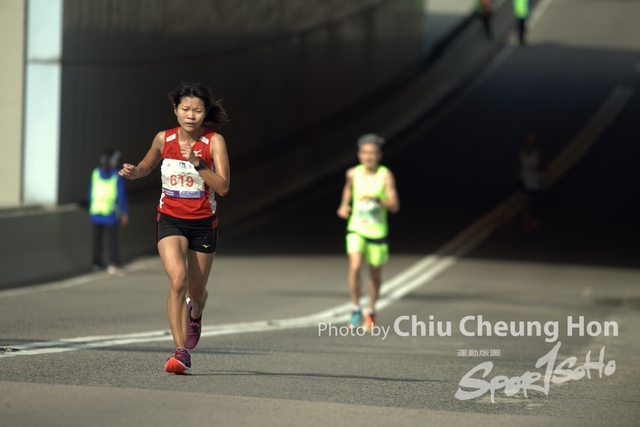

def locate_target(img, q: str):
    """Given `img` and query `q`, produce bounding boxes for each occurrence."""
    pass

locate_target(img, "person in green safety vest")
[337,134,400,332]
[513,0,531,45]
[88,149,129,275]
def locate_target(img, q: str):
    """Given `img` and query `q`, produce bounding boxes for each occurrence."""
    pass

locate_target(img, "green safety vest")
[513,0,529,19]
[89,169,118,216]
[347,164,389,239]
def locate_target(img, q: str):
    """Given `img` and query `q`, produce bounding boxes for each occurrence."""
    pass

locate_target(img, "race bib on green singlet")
[160,159,205,198]
[355,199,382,224]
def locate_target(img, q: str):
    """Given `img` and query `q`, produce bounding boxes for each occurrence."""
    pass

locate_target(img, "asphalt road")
[2,0,640,426]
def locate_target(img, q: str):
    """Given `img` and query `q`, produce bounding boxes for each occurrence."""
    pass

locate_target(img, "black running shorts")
[157,213,218,253]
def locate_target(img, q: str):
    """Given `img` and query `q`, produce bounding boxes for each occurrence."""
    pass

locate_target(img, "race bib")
[355,199,382,224]
[160,159,205,198]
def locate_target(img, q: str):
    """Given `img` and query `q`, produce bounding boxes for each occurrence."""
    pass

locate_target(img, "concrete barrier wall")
[0,199,158,288]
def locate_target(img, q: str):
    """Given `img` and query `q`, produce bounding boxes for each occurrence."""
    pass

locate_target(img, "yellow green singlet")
[346,164,389,266]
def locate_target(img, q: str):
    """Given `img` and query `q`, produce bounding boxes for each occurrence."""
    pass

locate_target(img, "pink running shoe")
[164,348,191,375]
[186,300,202,350]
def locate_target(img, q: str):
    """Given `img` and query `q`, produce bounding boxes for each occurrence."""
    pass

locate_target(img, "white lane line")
[1,192,524,358]
[0,182,534,358]
[528,0,556,29]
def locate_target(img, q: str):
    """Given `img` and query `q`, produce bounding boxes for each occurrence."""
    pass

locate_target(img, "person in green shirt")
[513,0,531,45]
[337,134,400,332]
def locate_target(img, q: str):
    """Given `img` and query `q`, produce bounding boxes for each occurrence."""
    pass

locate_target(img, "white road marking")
[1,187,525,358]
[528,0,556,29]
[2,178,521,356]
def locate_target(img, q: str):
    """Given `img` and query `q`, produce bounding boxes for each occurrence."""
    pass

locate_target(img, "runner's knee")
[167,273,188,295]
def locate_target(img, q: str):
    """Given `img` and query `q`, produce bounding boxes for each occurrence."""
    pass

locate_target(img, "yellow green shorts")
[346,232,389,267]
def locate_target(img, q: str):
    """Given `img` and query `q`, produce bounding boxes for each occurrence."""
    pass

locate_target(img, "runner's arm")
[337,168,355,219]
[119,132,164,180]
[380,170,400,214]
[197,133,230,196]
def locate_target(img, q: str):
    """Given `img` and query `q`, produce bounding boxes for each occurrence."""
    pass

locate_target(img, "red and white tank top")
[157,127,217,219]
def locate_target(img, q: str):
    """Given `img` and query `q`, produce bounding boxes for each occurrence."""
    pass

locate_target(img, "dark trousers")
[92,223,120,267]
[517,18,527,44]
[480,13,493,40]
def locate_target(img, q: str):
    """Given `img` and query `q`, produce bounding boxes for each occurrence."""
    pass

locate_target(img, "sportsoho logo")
[318,314,619,402]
